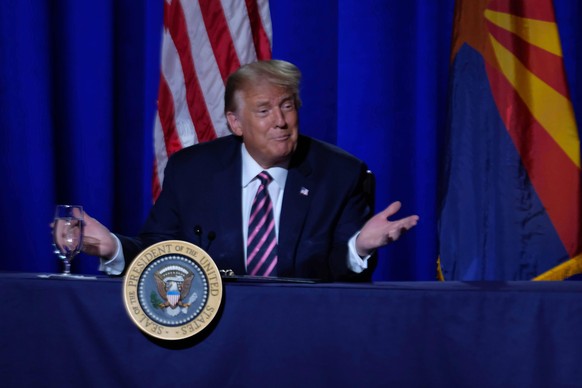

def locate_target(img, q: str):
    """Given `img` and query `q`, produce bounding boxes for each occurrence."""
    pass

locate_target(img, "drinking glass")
[52,205,84,275]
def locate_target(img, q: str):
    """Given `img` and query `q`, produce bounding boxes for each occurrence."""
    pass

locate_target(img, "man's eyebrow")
[252,94,293,108]
[254,100,271,108]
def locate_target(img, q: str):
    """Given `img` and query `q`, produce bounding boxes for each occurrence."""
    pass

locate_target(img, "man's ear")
[226,112,243,136]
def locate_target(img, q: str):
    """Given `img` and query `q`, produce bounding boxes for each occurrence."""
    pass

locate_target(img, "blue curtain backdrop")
[1,1,580,280]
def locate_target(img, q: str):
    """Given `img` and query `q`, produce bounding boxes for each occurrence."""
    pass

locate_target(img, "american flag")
[153,0,273,200]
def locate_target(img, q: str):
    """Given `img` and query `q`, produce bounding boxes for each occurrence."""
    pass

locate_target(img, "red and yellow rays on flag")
[452,0,581,279]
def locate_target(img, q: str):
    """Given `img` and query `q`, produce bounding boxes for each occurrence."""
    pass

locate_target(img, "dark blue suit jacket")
[119,135,375,281]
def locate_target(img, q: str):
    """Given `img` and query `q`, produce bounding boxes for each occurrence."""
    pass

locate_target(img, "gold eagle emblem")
[154,267,194,308]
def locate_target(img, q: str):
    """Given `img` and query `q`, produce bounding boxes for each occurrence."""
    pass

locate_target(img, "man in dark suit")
[80,60,419,281]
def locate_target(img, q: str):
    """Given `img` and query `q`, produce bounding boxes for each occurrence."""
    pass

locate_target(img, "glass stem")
[63,260,71,275]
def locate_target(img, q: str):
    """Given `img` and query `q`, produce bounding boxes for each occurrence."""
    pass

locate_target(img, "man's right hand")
[81,212,118,259]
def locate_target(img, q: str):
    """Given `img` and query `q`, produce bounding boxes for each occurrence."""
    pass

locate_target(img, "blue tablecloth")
[1,272,581,387]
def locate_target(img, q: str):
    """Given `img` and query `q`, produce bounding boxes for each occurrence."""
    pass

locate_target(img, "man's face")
[227,81,299,168]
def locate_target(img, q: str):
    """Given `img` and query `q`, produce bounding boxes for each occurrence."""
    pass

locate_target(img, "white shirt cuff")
[98,234,125,275]
[347,231,371,273]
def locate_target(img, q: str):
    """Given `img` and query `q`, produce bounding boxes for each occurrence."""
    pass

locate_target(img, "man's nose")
[273,107,286,127]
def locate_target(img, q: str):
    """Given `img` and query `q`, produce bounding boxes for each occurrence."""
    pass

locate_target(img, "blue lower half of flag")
[439,44,568,280]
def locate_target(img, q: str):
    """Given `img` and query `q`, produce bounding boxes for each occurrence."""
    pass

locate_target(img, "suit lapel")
[211,137,245,274]
[278,137,313,277]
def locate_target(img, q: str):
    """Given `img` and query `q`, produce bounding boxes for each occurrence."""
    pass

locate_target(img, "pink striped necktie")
[247,171,278,277]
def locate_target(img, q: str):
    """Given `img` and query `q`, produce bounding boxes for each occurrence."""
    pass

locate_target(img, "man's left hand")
[355,201,419,257]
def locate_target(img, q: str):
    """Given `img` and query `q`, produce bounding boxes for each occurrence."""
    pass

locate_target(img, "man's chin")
[269,150,294,167]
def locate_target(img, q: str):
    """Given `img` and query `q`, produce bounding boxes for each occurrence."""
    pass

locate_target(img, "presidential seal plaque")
[123,240,223,340]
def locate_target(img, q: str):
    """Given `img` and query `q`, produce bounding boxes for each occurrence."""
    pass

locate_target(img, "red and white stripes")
[153,0,272,200]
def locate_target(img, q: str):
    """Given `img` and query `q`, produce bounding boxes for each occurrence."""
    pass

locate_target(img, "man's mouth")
[272,134,290,141]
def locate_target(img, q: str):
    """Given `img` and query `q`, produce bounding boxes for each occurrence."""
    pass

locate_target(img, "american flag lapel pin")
[300,187,309,196]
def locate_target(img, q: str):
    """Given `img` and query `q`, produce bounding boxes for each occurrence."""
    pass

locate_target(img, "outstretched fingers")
[378,201,402,219]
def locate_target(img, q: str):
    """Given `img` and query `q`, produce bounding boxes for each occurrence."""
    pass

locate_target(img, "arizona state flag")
[438,0,581,280]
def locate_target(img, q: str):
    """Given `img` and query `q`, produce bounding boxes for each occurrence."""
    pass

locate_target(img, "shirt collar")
[241,144,288,189]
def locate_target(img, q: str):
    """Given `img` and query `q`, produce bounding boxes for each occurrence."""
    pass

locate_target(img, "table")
[1,273,581,387]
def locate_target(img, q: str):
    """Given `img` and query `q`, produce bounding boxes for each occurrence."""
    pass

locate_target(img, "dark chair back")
[363,169,376,212]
